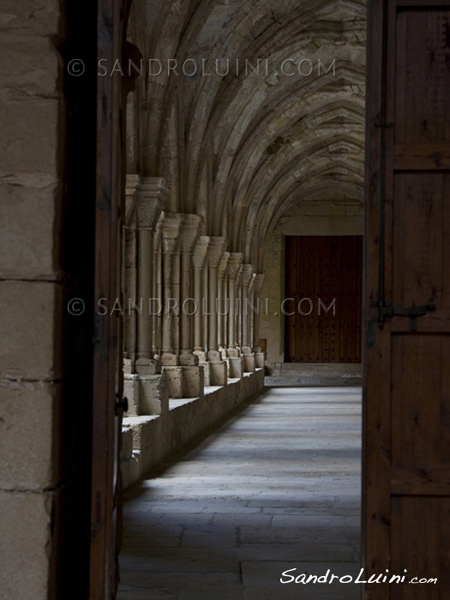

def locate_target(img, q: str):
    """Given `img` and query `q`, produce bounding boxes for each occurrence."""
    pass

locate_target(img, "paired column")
[239,264,256,372]
[217,252,230,357]
[226,253,245,378]
[206,237,228,385]
[134,178,167,376]
[161,214,181,366]
[179,215,202,366]
[253,274,266,368]
[161,214,205,398]
[123,177,169,416]
[123,175,140,371]
[193,236,210,360]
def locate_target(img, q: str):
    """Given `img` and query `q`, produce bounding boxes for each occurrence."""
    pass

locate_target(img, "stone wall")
[260,202,364,365]
[121,370,265,489]
[0,3,95,599]
[0,3,64,598]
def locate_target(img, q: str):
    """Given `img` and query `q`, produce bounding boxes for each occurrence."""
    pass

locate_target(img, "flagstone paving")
[118,387,362,600]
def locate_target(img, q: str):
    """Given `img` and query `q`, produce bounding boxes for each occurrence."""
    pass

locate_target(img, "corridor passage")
[118,387,362,600]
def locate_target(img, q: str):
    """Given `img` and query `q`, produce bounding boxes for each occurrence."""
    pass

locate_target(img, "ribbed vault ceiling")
[128,0,366,270]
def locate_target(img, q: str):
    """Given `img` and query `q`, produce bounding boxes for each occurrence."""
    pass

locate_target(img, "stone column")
[240,264,256,373]
[175,215,205,398]
[123,177,169,417]
[179,215,201,366]
[123,175,139,372]
[226,253,244,378]
[253,274,266,368]
[134,178,167,376]
[153,214,164,360]
[193,236,209,361]
[236,265,244,350]
[161,214,181,366]
[206,237,228,386]
[217,252,230,356]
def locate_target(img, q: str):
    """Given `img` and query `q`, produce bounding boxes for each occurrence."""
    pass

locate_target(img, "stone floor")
[117,386,362,600]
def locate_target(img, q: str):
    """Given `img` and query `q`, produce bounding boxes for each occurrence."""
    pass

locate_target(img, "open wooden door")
[364,2,450,598]
[89,0,125,598]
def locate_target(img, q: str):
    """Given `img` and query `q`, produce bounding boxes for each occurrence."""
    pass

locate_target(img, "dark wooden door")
[89,0,124,598]
[285,236,362,363]
[363,2,450,598]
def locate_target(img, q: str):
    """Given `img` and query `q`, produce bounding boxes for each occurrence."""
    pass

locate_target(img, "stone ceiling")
[128,0,366,269]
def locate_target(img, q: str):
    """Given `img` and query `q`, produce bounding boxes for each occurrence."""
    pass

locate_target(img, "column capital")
[218,252,230,281]
[135,177,169,230]
[193,236,210,269]
[227,252,243,280]
[207,237,226,269]
[240,264,254,289]
[161,213,181,253]
[253,274,265,296]
[179,214,202,254]
[125,173,140,198]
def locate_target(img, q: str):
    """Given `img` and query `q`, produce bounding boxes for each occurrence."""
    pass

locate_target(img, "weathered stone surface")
[0,381,58,489]
[0,490,53,600]
[0,281,62,381]
[140,374,169,415]
[0,97,60,174]
[0,182,57,278]
[118,386,362,599]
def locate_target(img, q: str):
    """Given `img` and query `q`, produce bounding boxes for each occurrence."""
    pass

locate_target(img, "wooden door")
[285,236,362,363]
[363,2,450,598]
[89,0,125,598]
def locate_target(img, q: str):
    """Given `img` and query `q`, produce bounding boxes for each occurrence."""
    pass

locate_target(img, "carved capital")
[207,237,226,269]
[226,252,243,280]
[179,214,202,254]
[193,236,210,269]
[161,213,181,254]
[218,252,230,281]
[253,274,265,296]
[135,177,169,230]
[240,264,254,289]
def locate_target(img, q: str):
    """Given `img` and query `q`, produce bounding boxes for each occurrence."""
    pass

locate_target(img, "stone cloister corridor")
[5,0,450,597]
[118,386,362,600]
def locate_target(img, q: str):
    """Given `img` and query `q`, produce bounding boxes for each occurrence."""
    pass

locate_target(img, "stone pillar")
[153,214,164,360]
[161,214,181,366]
[193,236,209,360]
[207,237,228,386]
[123,177,169,417]
[218,252,230,356]
[240,264,256,373]
[123,175,139,372]
[174,214,204,398]
[253,274,266,368]
[179,215,202,366]
[134,178,167,376]
[226,253,244,378]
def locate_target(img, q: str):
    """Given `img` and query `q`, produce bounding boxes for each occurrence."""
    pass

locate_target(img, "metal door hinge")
[115,396,128,415]
[375,303,436,331]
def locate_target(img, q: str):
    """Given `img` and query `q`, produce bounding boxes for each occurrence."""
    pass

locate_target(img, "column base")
[228,356,244,378]
[243,353,256,373]
[161,353,179,366]
[135,357,162,375]
[124,373,169,416]
[227,347,240,358]
[200,361,210,386]
[163,365,205,399]
[194,350,207,361]
[209,360,228,386]
[255,352,265,368]
[180,352,199,367]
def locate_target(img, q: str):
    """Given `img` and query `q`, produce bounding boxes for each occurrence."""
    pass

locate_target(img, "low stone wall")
[265,362,362,387]
[121,369,265,489]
